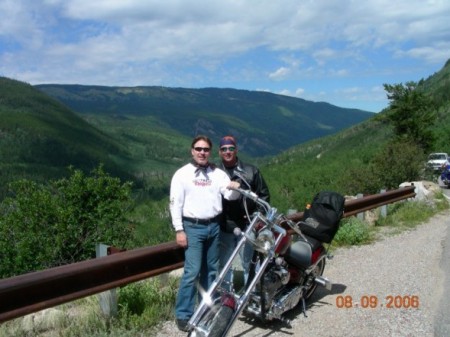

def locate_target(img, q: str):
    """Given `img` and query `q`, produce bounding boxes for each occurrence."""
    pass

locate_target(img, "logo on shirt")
[193,178,212,187]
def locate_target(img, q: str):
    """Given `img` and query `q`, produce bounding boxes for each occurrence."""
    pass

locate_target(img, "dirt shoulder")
[155,210,449,337]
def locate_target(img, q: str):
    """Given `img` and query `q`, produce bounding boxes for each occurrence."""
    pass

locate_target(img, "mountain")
[35,85,374,157]
[0,77,131,194]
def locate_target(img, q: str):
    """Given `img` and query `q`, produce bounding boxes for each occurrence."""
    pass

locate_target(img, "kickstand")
[301,297,308,318]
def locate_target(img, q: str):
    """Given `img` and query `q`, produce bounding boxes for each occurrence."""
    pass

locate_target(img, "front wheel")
[304,257,326,300]
[188,305,234,337]
[208,305,234,337]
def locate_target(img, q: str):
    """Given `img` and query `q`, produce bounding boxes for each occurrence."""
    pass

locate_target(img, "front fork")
[187,225,251,330]
[188,217,287,335]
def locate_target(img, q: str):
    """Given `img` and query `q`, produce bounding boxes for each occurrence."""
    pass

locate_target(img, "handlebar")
[233,187,271,213]
[233,187,306,237]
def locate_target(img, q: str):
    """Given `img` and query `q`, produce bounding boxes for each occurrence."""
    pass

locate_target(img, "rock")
[399,181,440,201]
[22,308,66,332]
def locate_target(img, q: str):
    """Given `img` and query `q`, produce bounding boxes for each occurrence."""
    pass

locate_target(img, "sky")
[1,0,449,113]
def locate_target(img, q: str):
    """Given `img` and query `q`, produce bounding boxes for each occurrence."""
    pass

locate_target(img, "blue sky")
[1,0,449,112]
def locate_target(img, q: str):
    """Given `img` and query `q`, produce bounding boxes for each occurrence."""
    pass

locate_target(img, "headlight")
[255,228,275,252]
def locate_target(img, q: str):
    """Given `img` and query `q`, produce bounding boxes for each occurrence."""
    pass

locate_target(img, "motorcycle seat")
[283,235,322,269]
[300,234,322,250]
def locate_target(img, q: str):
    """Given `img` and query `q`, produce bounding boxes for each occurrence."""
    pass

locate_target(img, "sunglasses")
[220,146,236,152]
[194,147,211,153]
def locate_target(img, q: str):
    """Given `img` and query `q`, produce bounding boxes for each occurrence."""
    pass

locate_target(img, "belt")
[182,214,221,225]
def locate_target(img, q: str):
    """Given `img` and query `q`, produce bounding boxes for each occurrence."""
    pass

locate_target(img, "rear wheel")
[304,257,326,300]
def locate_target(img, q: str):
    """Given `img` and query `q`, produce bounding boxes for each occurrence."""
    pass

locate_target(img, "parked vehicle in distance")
[441,165,450,188]
[426,153,449,172]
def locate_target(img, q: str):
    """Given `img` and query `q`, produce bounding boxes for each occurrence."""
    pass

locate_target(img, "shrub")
[117,277,178,331]
[333,217,373,246]
[0,165,133,278]
[370,140,426,190]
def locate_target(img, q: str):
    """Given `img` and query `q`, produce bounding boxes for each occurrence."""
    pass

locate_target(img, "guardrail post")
[96,243,118,318]
[356,193,364,221]
[380,189,387,218]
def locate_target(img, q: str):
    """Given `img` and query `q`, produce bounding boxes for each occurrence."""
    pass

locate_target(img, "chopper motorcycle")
[186,188,344,337]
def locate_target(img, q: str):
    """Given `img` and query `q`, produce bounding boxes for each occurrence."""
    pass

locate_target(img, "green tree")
[0,165,133,278]
[371,140,425,189]
[383,81,437,152]
[339,140,425,193]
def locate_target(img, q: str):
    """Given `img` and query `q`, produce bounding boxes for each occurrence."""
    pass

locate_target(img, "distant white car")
[427,152,449,171]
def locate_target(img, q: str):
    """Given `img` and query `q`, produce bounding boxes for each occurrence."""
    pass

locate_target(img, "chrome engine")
[245,263,306,321]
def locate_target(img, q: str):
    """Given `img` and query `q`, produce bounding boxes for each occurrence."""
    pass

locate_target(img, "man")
[218,135,270,288]
[169,135,240,332]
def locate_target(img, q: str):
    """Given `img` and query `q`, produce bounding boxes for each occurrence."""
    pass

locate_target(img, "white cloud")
[295,88,305,96]
[341,87,361,94]
[268,67,291,81]
[371,86,385,94]
[399,42,450,64]
[278,89,292,96]
[330,69,349,77]
[0,0,449,111]
[313,48,338,65]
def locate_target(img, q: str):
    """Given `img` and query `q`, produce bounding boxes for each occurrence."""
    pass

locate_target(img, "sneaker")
[176,318,190,332]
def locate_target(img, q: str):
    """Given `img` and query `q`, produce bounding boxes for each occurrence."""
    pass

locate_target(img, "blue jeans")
[175,220,220,320]
[219,229,254,289]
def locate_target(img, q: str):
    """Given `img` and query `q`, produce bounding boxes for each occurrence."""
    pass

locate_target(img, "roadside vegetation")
[333,189,449,247]
[1,194,448,337]
[0,277,178,337]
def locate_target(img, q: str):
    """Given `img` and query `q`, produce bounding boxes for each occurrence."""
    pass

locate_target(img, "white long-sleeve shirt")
[169,163,240,231]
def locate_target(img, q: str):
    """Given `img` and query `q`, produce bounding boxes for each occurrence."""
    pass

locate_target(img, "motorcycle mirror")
[233,170,251,189]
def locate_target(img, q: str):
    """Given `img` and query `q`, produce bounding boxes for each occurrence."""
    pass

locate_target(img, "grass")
[372,192,449,236]
[334,189,449,246]
[0,277,179,337]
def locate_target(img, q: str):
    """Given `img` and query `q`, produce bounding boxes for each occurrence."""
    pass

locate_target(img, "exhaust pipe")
[315,276,332,290]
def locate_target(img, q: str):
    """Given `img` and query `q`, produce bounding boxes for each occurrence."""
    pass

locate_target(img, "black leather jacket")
[219,158,270,232]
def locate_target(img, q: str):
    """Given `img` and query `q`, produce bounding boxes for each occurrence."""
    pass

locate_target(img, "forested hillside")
[0,77,131,197]
[36,85,373,157]
[0,77,374,199]
[418,58,450,152]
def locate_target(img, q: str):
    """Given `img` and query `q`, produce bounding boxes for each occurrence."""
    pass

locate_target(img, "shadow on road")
[233,283,347,337]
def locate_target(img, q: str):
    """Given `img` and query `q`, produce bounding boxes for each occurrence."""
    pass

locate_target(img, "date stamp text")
[335,295,419,309]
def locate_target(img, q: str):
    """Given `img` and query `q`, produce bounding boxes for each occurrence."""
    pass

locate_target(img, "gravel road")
[154,210,449,337]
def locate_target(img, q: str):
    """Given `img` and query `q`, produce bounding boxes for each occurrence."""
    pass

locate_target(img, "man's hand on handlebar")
[227,181,240,190]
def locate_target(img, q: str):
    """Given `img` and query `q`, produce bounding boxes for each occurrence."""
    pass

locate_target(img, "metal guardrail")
[0,185,416,323]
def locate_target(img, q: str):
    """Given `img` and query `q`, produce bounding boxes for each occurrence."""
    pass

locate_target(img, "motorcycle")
[440,163,450,188]
[186,188,336,337]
